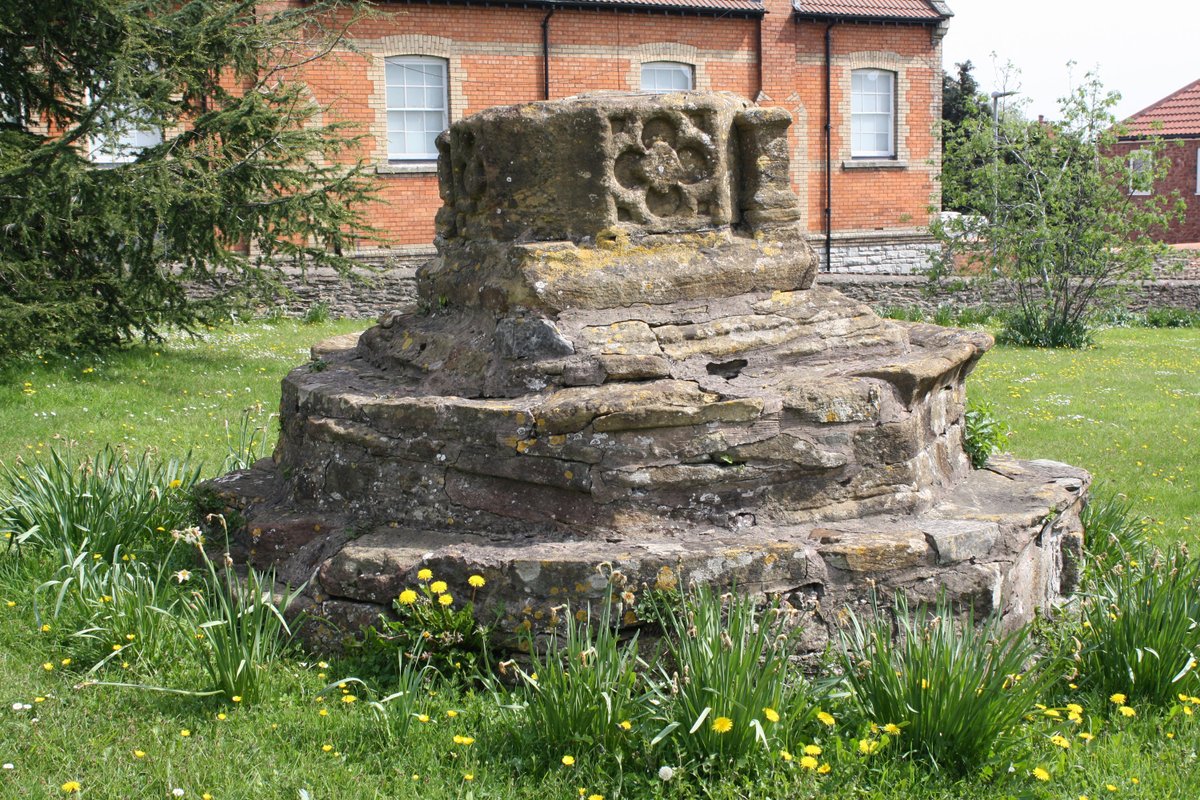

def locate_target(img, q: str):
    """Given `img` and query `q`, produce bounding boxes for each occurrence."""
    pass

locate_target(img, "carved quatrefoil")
[608,111,721,226]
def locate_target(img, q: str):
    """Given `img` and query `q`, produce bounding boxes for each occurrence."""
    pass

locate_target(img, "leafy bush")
[1143,307,1200,328]
[963,401,1009,468]
[0,447,199,562]
[839,593,1051,775]
[998,313,1093,349]
[647,585,812,767]
[301,301,332,325]
[512,598,649,761]
[1076,547,1200,707]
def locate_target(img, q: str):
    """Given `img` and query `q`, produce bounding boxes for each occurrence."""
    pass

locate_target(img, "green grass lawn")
[3,321,1200,799]
[969,327,1200,548]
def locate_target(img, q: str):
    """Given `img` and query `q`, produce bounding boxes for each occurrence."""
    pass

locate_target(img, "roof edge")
[791,0,951,24]
[368,0,766,18]
[1122,77,1200,127]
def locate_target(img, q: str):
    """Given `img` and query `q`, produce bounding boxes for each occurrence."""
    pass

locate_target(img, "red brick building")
[1114,78,1200,245]
[288,0,953,272]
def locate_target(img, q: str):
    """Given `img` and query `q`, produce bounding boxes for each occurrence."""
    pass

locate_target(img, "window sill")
[842,159,907,170]
[376,162,438,175]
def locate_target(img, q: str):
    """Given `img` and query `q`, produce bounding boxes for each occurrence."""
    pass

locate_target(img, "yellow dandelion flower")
[42,662,54,671]
[1106,784,1117,792]
[180,730,191,737]
[562,755,576,766]
[1118,705,1136,717]
[469,575,486,588]
[588,795,603,800]
[618,720,632,730]
[41,624,51,632]
[882,723,901,736]
[417,569,433,581]
[61,781,81,793]
[1050,734,1071,749]
[318,709,328,717]
[439,593,453,607]
[711,716,733,734]
[430,581,448,594]
[817,763,831,774]
[1032,767,1050,781]
[1044,708,1061,718]
[446,709,458,718]
[800,755,818,770]
[217,713,226,721]
[417,714,430,723]
[817,711,835,726]
[1184,705,1194,716]
[1079,731,1094,742]
[399,590,418,605]
[858,739,879,755]
[763,707,780,723]
[342,694,357,704]
[804,744,822,756]
[1109,693,1127,705]
[1067,703,1084,714]
[231,696,241,703]
[779,750,793,762]
[322,744,333,752]
[133,750,146,758]
[464,774,474,781]
[169,479,183,489]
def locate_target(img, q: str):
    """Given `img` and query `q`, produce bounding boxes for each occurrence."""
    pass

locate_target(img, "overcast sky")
[941,1,1198,122]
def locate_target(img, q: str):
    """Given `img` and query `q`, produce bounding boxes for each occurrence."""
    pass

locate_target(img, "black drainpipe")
[755,15,764,100]
[823,22,834,272]
[542,7,556,100]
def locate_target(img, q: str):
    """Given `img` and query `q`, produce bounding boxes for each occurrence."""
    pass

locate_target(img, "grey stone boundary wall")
[210,243,1200,319]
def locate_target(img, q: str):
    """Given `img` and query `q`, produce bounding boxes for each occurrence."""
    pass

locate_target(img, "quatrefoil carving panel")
[607,111,725,227]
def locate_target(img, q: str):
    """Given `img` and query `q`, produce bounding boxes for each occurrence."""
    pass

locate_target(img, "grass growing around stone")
[2,321,1200,798]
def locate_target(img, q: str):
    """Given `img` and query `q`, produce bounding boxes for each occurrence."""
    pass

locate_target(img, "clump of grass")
[839,593,1051,776]
[1081,489,1145,569]
[0,447,199,563]
[647,585,812,767]
[1076,547,1200,707]
[512,597,649,762]
[222,403,277,472]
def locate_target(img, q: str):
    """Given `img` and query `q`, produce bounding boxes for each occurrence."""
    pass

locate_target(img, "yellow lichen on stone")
[655,565,677,591]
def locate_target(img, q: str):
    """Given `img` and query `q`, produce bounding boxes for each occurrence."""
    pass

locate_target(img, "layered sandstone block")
[211,93,1088,649]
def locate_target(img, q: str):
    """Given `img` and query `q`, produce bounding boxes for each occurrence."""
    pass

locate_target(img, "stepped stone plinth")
[210,93,1088,651]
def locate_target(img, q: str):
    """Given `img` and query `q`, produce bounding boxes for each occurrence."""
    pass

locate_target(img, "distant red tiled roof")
[792,0,950,21]
[403,0,765,15]
[1123,79,1200,138]
[579,0,763,11]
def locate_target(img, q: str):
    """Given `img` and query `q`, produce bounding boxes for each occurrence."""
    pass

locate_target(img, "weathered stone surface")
[209,93,1091,657]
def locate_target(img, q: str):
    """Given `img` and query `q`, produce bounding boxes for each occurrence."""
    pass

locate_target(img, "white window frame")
[850,69,896,159]
[1129,149,1153,196]
[640,61,695,94]
[86,88,162,165]
[1195,147,1199,195]
[385,55,449,162]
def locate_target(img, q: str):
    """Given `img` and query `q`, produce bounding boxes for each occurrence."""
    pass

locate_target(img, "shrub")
[301,301,332,325]
[839,593,1051,775]
[963,401,1009,468]
[0,447,199,563]
[1076,547,1200,707]
[513,598,649,761]
[647,585,812,767]
[998,313,1093,349]
[1143,307,1200,328]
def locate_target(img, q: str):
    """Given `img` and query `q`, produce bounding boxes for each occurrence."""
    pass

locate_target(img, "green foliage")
[167,525,302,704]
[1080,490,1145,570]
[351,639,438,745]
[963,401,1009,468]
[221,403,277,472]
[350,572,490,684]
[0,446,199,562]
[1143,307,1200,328]
[0,0,375,359]
[1076,547,1200,707]
[933,70,1185,349]
[301,302,333,325]
[512,598,649,762]
[647,585,812,767]
[839,593,1052,776]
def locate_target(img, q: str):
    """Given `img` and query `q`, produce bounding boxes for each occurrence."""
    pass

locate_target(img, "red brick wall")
[286,0,943,247]
[1111,139,1200,245]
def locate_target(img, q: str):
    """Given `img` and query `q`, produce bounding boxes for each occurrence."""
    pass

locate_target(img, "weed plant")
[1076,547,1200,707]
[1080,489,1145,571]
[839,593,1052,776]
[221,403,277,472]
[0,447,199,562]
[963,401,1009,468]
[513,598,649,761]
[648,585,808,767]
